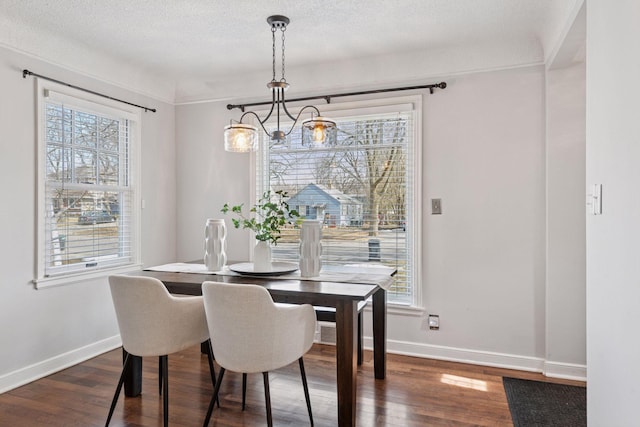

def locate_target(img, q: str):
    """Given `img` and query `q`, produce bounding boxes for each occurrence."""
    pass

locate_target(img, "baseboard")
[318,322,547,373]
[0,335,122,394]
[543,360,587,381]
[373,337,546,373]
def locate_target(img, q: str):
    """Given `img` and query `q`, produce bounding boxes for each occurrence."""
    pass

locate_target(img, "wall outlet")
[428,314,440,330]
[431,199,442,214]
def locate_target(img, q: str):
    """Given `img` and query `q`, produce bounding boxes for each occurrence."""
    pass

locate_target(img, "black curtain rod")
[227,82,447,111]
[22,69,157,113]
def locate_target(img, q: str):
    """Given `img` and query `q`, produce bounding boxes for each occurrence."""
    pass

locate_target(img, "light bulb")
[312,124,325,143]
[235,131,248,150]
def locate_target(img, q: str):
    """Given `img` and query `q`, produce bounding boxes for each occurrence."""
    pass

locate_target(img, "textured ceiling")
[0,0,582,102]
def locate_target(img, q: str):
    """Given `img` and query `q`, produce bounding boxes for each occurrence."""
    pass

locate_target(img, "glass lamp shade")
[301,116,338,146]
[224,123,259,152]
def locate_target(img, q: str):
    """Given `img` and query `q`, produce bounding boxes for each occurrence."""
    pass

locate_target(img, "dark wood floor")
[0,344,585,426]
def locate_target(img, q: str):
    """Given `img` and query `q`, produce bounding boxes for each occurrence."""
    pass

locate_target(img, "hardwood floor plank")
[0,344,584,426]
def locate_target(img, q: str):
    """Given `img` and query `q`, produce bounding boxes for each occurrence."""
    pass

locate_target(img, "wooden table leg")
[335,299,358,427]
[372,288,387,379]
[122,349,142,397]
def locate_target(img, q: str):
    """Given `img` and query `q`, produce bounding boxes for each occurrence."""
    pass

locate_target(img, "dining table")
[124,261,393,427]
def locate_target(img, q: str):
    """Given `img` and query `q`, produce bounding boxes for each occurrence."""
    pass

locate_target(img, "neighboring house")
[287,184,363,226]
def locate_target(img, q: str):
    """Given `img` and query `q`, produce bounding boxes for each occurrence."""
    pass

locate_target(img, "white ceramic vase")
[299,220,322,277]
[204,219,227,271]
[253,240,272,272]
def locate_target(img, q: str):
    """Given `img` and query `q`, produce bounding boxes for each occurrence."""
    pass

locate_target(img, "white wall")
[545,61,586,376]
[175,65,576,373]
[175,102,252,262]
[586,0,640,424]
[0,45,176,391]
[411,66,547,365]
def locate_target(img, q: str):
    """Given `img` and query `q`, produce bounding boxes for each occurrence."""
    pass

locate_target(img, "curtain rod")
[22,69,157,113]
[227,81,447,112]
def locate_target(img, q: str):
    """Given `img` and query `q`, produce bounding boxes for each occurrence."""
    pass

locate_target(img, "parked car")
[78,210,116,225]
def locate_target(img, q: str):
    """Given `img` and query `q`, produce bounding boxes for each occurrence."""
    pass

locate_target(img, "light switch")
[591,184,602,215]
[431,198,442,215]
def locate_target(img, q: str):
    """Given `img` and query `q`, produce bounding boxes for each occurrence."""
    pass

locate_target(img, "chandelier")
[224,15,338,152]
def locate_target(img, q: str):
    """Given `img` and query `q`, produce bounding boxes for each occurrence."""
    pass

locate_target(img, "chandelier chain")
[271,26,276,82]
[281,26,286,82]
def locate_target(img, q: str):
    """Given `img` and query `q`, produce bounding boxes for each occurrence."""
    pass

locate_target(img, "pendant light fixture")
[224,15,338,152]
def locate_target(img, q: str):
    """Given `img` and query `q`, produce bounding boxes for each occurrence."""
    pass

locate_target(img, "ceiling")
[0,0,583,103]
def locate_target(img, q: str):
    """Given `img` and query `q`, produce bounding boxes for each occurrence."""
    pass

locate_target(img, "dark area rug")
[503,377,586,426]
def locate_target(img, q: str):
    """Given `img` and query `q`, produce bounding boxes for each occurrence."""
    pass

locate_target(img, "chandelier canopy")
[224,15,338,152]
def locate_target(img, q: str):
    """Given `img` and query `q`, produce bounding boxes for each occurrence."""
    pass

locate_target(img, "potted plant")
[221,190,299,271]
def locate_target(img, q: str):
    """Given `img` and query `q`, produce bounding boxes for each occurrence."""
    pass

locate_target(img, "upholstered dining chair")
[201,281,316,427]
[107,275,216,427]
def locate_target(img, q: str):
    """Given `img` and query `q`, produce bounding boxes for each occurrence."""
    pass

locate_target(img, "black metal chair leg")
[106,353,131,426]
[161,355,169,427]
[263,372,272,427]
[357,311,364,366]
[203,367,225,427]
[299,358,314,426]
[159,356,163,395]
[205,340,220,407]
[242,373,247,410]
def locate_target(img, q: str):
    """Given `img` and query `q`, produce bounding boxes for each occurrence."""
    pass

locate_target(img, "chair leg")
[263,372,272,427]
[357,311,364,366]
[242,373,247,410]
[161,355,169,427]
[203,367,225,427]
[159,356,163,395]
[299,358,314,426]
[205,340,220,407]
[105,353,131,426]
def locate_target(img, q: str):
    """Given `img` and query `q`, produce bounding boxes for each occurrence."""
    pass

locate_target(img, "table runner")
[145,262,394,290]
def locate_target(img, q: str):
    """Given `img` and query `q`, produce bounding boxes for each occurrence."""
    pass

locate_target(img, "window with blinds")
[257,99,421,305]
[35,82,140,287]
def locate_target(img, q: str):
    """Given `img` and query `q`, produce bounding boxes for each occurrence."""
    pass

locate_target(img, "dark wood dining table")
[124,264,389,427]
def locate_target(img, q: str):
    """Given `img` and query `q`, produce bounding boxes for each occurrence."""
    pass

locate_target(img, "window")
[34,81,141,288]
[255,97,421,305]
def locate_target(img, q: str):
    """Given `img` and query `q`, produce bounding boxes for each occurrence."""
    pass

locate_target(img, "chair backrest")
[109,275,209,357]
[202,281,316,374]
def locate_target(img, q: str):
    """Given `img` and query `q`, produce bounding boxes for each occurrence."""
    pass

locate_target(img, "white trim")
[254,95,422,305]
[362,302,425,317]
[174,62,545,106]
[0,335,122,394]
[368,338,586,381]
[318,325,584,379]
[35,79,142,286]
[45,88,139,121]
[34,263,143,289]
[368,337,545,373]
[0,40,174,105]
[543,360,587,381]
[544,0,586,68]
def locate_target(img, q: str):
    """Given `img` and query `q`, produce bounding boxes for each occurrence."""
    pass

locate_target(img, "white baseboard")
[543,360,587,381]
[362,336,587,381]
[0,335,122,394]
[374,337,544,372]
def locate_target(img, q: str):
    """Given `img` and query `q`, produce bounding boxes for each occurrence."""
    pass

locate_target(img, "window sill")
[33,263,142,290]
[363,302,425,317]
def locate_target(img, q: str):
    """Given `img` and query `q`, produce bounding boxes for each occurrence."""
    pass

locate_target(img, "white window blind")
[257,100,420,305]
[35,83,140,287]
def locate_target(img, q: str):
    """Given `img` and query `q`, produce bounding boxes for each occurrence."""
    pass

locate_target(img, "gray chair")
[107,275,216,427]
[201,281,316,427]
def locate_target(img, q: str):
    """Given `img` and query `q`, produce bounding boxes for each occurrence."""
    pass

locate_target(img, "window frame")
[34,80,142,289]
[250,95,423,308]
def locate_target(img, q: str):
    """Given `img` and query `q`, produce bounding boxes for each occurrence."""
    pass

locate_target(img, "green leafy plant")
[221,190,300,245]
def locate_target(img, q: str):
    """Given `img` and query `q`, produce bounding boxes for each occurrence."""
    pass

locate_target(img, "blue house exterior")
[287,184,363,226]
